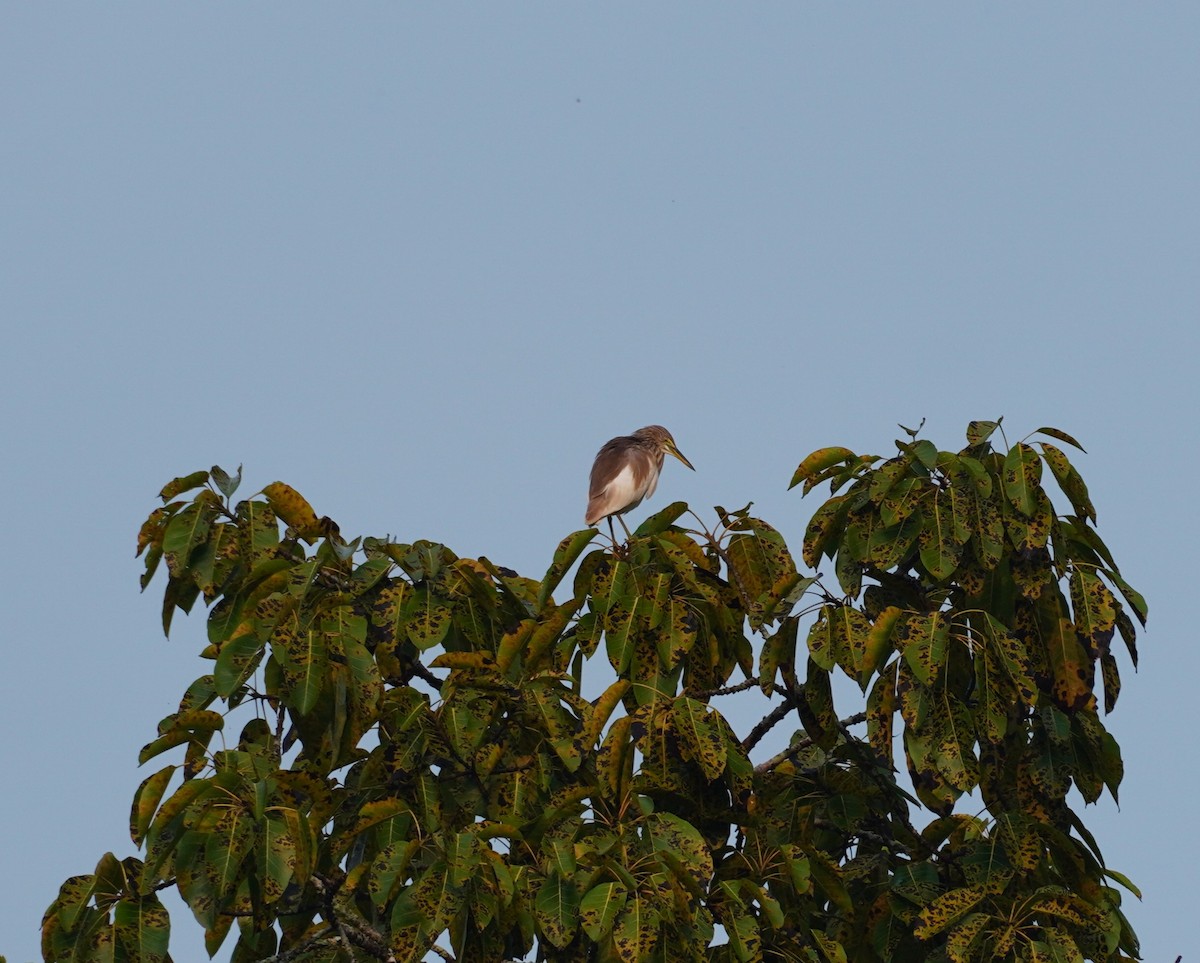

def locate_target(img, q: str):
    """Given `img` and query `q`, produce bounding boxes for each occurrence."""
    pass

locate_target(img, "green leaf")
[866,666,897,760]
[405,589,452,651]
[867,514,921,570]
[798,662,838,750]
[966,420,999,446]
[958,454,993,496]
[261,481,321,537]
[538,528,597,610]
[1002,443,1042,517]
[1102,566,1148,628]
[1102,868,1142,899]
[900,613,949,685]
[112,896,170,963]
[159,471,210,502]
[612,891,660,963]
[919,488,965,580]
[1040,443,1095,523]
[210,465,241,499]
[806,606,838,672]
[802,494,851,568]
[945,913,989,963]
[213,625,265,697]
[1045,616,1096,713]
[1070,569,1116,652]
[130,767,176,846]
[911,439,938,470]
[368,839,421,909]
[635,500,689,536]
[535,872,580,949]
[1033,426,1086,452]
[879,476,924,526]
[863,606,903,682]
[672,696,727,780]
[914,884,986,939]
[790,447,857,491]
[726,518,800,629]
[580,882,627,942]
[138,710,224,766]
[258,817,295,904]
[276,624,327,715]
[162,497,218,576]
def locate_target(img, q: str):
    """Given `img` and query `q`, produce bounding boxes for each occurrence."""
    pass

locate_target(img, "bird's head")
[635,425,695,471]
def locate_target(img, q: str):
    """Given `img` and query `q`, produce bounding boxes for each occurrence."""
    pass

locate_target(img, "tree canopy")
[39,420,1147,963]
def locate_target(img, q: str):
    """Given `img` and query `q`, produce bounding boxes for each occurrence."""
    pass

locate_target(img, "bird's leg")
[616,514,633,540]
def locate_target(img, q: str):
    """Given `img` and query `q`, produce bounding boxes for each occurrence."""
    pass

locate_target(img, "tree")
[40,420,1146,962]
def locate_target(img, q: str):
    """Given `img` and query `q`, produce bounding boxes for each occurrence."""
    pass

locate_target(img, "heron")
[585,425,694,541]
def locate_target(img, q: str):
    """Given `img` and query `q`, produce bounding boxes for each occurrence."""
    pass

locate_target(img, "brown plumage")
[586,425,694,537]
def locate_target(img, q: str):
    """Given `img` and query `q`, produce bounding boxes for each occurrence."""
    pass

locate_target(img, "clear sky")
[2,5,1196,961]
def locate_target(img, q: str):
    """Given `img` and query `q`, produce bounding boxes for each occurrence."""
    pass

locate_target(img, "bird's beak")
[666,443,695,471]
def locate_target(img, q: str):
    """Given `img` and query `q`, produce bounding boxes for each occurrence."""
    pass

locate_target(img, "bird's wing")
[587,442,653,524]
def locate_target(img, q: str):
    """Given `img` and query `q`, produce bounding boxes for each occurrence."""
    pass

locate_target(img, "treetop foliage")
[41,420,1147,963]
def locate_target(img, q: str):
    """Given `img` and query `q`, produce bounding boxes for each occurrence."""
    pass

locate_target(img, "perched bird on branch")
[585,425,694,541]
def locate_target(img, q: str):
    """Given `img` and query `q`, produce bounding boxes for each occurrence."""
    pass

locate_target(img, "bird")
[586,425,694,541]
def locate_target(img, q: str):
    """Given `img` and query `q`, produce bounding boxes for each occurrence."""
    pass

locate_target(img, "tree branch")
[741,692,800,754]
[691,678,759,699]
[311,873,397,963]
[753,711,867,774]
[260,931,342,963]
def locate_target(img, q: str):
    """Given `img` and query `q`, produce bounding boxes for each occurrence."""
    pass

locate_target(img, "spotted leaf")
[914,884,987,939]
[790,447,857,492]
[581,882,627,943]
[899,613,950,686]
[1002,444,1042,517]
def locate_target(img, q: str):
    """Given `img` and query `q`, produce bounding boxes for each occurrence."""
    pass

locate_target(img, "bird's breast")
[604,463,646,512]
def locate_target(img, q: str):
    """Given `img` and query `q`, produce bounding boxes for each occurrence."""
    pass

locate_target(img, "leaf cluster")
[43,423,1146,962]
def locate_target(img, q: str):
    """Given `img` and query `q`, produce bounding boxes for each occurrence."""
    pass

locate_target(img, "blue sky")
[2,6,1196,961]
